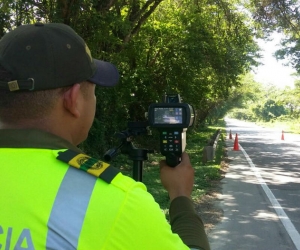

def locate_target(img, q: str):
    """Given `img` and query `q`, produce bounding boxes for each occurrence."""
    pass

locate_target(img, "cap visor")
[89,59,119,87]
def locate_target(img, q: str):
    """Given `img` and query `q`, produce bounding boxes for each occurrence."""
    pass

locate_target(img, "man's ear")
[63,84,81,118]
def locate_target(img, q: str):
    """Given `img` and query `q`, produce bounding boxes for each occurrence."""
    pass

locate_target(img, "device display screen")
[153,107,183,124]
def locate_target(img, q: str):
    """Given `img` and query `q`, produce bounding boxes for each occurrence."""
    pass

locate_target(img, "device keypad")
[161,131,181,153]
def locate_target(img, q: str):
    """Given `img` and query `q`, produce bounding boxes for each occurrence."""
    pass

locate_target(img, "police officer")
[0,23,210,250]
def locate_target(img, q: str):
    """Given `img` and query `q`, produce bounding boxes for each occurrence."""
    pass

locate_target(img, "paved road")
[208,118,300,250]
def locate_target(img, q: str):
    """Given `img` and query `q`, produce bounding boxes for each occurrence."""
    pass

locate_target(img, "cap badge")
[8,81,20,91]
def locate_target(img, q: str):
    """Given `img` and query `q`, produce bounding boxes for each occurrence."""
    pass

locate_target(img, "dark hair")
[0,65,91,124]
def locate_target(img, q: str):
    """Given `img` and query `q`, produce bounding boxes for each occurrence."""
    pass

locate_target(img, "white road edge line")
[239,144,300,250]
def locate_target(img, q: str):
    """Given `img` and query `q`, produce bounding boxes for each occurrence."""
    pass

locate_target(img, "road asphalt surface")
[208,120,300,250]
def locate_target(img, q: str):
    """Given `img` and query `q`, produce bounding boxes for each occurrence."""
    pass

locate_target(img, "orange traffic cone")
[281,130,285,140]
[229,130,232,139]
[233,133,239,151]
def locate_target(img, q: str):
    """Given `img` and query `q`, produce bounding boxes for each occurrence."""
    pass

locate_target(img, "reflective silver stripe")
[46,167,97,250]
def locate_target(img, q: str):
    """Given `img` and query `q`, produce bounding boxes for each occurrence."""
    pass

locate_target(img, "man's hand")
[159,152,194,201]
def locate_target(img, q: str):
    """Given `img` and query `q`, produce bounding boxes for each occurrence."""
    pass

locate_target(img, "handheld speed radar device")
[148,94,195,167]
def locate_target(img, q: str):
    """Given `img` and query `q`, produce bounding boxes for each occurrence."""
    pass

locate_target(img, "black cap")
[0,23,119,91]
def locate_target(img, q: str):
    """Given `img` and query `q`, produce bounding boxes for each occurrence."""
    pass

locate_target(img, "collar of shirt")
[0,129,82,153]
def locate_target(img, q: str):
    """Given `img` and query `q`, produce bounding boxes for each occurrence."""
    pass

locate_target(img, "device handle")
[166,153,181,167]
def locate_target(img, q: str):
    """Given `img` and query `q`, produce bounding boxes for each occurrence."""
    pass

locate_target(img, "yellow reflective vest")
[0,147,190,250]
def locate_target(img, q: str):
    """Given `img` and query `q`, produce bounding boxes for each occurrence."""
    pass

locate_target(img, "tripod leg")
[133,161,143,182]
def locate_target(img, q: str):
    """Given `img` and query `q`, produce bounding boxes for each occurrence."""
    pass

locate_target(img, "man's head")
[0,23,119,145]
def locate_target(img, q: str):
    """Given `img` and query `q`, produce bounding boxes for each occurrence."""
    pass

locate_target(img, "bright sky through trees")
[253,33,297,89]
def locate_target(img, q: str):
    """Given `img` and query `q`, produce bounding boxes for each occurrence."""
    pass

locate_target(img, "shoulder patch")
[56,149,119,184]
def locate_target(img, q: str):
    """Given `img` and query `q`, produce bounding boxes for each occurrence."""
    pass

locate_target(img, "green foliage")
[0,0,259,156]
[230,108,255,121]
[228,77,299,123]
[249,0,300,73]
[261,99,286,121]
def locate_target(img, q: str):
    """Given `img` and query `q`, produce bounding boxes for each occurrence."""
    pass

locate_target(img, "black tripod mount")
[103,122,153,182]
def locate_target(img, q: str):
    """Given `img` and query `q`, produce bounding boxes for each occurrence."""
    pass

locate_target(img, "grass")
[109,119,227,218]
